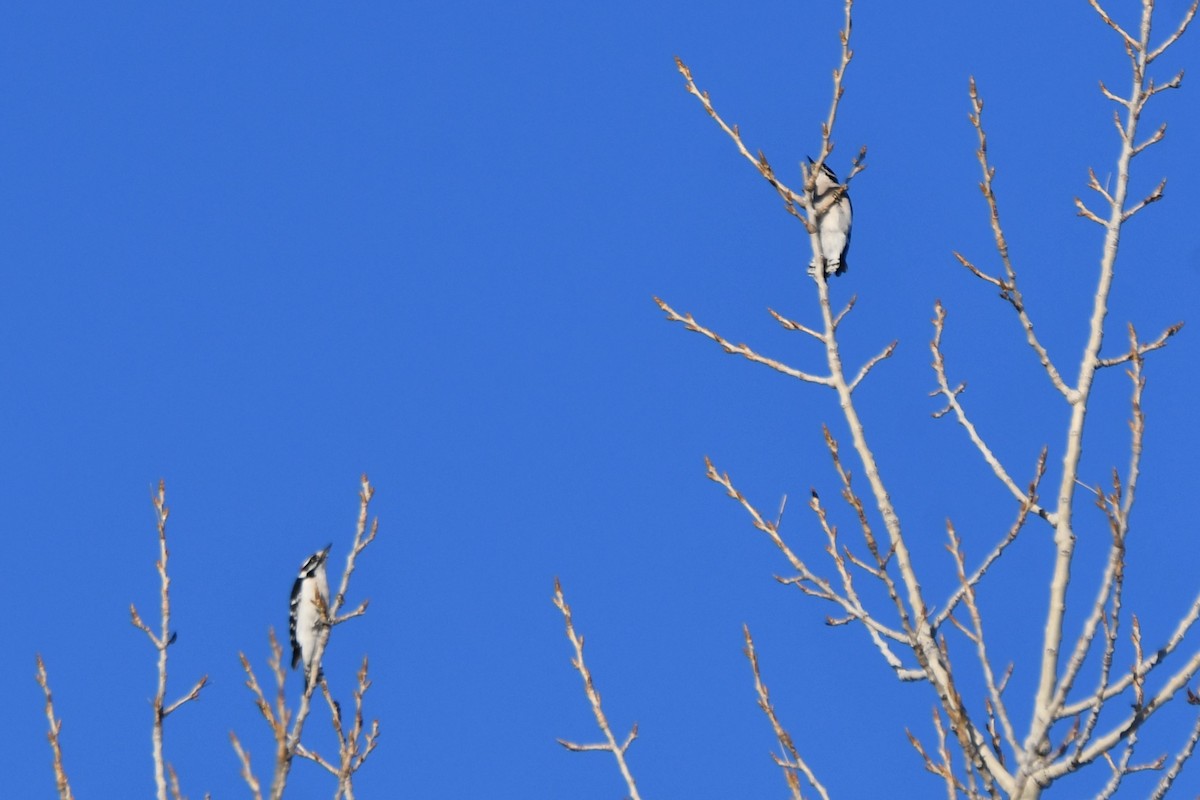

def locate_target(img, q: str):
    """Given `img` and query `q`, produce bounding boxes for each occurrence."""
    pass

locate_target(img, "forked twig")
[553,579,643,800]
[130,481,209,800]
[655,297,832,386]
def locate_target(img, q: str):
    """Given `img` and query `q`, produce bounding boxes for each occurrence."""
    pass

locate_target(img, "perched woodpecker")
[289,544,331,686]
[807,157,852,277]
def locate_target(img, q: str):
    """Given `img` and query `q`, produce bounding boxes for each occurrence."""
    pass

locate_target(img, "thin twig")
[930,301,1053,523]
[945,523,1019,756]
[655,297,832,386]
[35,655,75,800]
[744,625,831,800]
[958,80,1073,401]
[553,579,643,800]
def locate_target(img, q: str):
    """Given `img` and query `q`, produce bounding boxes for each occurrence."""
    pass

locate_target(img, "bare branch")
[1121,177,1166,220]
[1131,123,1167,156]
[1087,166,1116,204]
[705,456,919,671]
[1087,0,1139,49]
[330,474,379,621]
[673,56,808,224]
[229,732,264,800]
[664,0,1198,795]
[1098,79,1131,107]
[1149,694,1200,800]
[809,0,861,182]
[848,340,897,393]
[1147,0,1199,62]
[1096,321,1182,367]
[655,297,832,385]
[164,675,210,718]
[166,764,185,800]
[962,79,1073,400]
[930,301,1053,522]
[298,656,380,798]
[944,523,1019,756]
[131,481,206,800]
[35,655,75,800]
[744,625,831,800]
[1074,197,1108,225]
[822,427,914,641]
[768,307,824,342]
[831,294,857,331]
[1059,591,1200,720]
[935,447,1043,631]
[553,579,643,800]
[907,709,966,800]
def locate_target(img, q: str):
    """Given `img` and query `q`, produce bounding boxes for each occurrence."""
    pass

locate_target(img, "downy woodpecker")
[807,158,852,277]
[289,544,331,686]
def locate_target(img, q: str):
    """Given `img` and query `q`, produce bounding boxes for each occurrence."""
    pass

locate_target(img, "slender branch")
[294,656,379,798]
[704,456,917,665]
[330,475,378,622]
[1060,493,1127,757]
[1058,590,1200,719]
[959,80,1073,401]
[655,297,832,385]
[166,764,185,800]
[934,447,1044,629]
[930,301,1054,523]
[1075,197,1108,225]
[130,481,208,800]
[229,731,264,800]
[1087,0,1139,49]
[673,56,808,224]
[1146,0,1199,61]
[1096,321,1182,367]
[945,522,1019,757]
[848,340,897,393]
[832,295,857,330]
[769,307,824,342]
[35,655,75,800]
[1121,177,1166,220]
[553,579,643,800]
[907,709,968,800]
[1148,692,1200,799]
[234,631,289,797]
[823,426,914,643]
[806,0,864,186]
[744,625,830,800]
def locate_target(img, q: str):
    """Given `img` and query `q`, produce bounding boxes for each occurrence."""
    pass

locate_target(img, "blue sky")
[4,1,1199,797]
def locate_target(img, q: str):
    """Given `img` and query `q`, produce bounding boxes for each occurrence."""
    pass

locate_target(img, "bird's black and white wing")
[289,544,332,680]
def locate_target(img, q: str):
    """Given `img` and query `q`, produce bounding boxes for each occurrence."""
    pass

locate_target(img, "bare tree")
[559,0,1199,797]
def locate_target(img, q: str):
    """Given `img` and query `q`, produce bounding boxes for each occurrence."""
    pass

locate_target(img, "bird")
[807,157,852,277]
[289,544,332,686]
